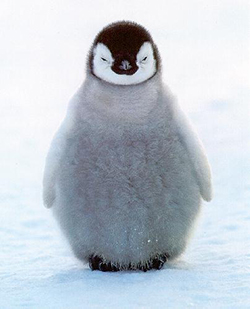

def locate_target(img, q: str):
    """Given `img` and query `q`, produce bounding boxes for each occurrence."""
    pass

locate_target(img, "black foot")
[136,253,169,271]
[88,253,169,272]
[89,255,119,272]
[151,253,169,270]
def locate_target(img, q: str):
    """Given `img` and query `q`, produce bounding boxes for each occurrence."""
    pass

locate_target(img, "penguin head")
[88,21,160,85]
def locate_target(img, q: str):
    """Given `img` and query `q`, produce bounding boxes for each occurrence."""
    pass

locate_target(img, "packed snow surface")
[1,0,249,308]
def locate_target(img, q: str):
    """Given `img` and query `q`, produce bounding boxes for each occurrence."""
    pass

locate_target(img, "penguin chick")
[43,21,212,272]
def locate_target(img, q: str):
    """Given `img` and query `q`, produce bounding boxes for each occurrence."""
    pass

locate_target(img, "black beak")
[112,58,138,75]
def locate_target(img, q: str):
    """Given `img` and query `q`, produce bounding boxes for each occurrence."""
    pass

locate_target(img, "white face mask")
[92,42,157,85]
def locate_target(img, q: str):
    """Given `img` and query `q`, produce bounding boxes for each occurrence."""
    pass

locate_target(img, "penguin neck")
[82,73,162,122]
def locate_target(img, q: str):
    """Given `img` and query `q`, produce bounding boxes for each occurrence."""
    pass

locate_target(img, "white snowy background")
[1,0,250,308]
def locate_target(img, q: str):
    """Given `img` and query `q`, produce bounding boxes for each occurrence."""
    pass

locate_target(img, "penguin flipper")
[173,103,213,202]
[43,112,75,208]
[43,130,64,208]
[43,88,83,208]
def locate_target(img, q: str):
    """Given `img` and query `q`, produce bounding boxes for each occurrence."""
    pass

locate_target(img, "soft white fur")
[92,42,156,85]
[43,73,212,267]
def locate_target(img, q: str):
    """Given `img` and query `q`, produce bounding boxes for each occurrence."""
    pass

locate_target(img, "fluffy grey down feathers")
[43,73,212,268]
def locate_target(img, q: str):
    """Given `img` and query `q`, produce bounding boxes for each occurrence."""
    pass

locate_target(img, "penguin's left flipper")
[173,102,213,202]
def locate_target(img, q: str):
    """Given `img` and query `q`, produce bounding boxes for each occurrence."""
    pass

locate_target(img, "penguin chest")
[89,125,166,168]
[62,122,175,210]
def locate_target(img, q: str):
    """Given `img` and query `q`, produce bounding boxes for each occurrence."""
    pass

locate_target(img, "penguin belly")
[53,122,201,270]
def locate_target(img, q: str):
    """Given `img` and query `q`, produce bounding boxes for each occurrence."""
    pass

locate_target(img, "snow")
[1,0,250,308]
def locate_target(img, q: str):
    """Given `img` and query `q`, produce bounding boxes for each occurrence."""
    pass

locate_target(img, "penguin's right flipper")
[43,112,75,208]
[43,90,83,208]
[43,130,64,208]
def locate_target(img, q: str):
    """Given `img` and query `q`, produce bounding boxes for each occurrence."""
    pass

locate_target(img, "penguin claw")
[152,254,169,270]
[138,264,148,272]
[89,255,119,272]
[89,255,102,270]
[152,258,164,269]
[98,262,108,272]
[89,253,169,271]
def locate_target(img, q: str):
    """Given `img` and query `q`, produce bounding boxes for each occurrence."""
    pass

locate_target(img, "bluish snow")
[1,0,250,308]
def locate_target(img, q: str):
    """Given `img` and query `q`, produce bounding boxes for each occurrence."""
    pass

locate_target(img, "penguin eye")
[141,56,147,62]
[101,57,108,62]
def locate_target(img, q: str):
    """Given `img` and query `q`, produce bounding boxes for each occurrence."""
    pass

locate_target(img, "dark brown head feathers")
[88,21,160,74]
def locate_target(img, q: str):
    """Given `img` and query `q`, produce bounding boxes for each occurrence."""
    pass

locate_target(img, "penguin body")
[43,21,212,271]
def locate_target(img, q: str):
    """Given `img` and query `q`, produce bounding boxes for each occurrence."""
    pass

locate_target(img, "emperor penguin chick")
[43,21,212,272]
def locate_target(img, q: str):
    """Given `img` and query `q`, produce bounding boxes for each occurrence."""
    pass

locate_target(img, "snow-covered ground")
[1,0,250,308]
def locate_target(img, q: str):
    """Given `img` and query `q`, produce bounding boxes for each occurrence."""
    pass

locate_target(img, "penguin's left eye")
[141,56,147,62]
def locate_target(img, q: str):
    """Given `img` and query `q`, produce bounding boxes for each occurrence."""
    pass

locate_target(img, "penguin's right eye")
[101,57,108,62]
